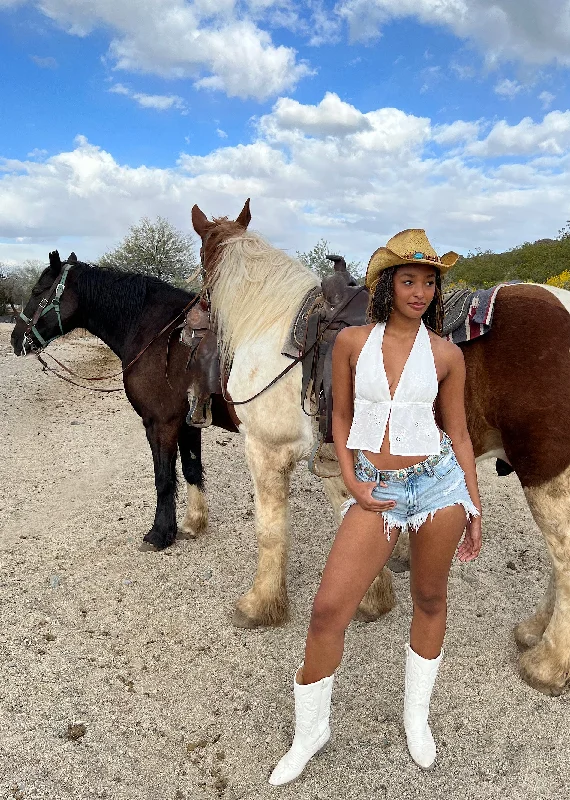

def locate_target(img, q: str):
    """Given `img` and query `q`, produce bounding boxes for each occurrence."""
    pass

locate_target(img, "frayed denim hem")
[339,498,480,541]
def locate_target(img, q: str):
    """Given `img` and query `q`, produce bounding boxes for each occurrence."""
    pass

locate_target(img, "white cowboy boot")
[403,643,443,769]
[269,665,334,786]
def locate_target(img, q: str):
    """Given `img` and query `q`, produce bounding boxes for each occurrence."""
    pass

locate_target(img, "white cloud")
[2,101,570,267]
[539,90,555,109]
[494,78,524,99]
[11,0,310,101]
[26,148,48,159]
[337,1,570,67]
[467,111,570,157]
[432,120,481,145]
[260,92,372,138]
[216,128,228,138]
[30,55,58,69]
[109,83,187,112]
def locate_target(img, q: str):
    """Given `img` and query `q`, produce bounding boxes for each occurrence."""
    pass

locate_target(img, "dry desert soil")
[0,324,568,800]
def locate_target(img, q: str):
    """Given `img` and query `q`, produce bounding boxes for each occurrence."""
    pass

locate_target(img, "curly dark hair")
[367,265,444,335]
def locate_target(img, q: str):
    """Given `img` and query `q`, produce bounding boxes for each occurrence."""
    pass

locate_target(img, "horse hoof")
[514,622,543,651]
[178,528,199,540]
[232,595,289,629]
[232,607,262,629]
[142,529,174,550]
[353,607,381,623]
[518,642,569,696]
[139,541,158,553]
[387,556,410,574]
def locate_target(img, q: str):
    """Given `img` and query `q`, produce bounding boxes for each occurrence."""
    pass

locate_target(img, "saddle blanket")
[444,283,518,345]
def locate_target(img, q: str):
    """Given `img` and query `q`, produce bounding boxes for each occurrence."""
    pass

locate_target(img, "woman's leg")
[269,505,400,786]
[302,506,400,684]
[408,504,468,658]
[404,504,468,769]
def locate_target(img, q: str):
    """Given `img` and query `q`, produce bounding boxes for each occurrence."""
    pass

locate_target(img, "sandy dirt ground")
[0,323,568,800]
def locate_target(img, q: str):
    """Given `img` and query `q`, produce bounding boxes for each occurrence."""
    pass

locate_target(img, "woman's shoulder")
[336,323,376,346]
[428,329,464,367]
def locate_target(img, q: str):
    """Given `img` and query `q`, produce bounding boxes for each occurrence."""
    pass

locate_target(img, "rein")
[219,286,367,406]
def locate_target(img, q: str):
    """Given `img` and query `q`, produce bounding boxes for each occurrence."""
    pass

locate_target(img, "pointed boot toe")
[405,723,436,769]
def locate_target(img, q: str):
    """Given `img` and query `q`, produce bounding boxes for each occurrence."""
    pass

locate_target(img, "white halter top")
[346,321,440,456]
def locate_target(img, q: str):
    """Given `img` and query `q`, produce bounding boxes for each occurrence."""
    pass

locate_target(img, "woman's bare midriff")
[360,428,444,471]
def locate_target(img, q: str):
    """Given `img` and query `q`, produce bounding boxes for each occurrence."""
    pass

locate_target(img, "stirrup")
[186,396,213,428]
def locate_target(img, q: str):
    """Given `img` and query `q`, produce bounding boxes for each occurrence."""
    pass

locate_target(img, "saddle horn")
[326,254,357,286]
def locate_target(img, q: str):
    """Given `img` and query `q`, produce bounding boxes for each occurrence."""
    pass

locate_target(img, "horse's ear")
[48,251,62,273]
[235,198,251,230]
[192,204,212,238]
[67,252,78,264]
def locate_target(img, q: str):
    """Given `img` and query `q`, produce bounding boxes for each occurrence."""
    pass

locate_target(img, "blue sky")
[1,1,570,270]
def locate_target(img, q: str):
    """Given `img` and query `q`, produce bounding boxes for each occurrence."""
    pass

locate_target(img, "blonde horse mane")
[206,230,320,365]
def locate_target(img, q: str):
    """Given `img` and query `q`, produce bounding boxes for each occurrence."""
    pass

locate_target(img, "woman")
[269,229,482,785]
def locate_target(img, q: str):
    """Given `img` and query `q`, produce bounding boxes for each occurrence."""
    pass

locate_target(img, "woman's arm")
[436,342,482,561]
[331,329,396,513]
[331,329,359,492]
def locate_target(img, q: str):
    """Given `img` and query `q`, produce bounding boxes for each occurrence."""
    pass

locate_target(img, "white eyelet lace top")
[345,321,440,456]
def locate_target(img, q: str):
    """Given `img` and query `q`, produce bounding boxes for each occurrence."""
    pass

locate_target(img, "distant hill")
[447,228,570,289]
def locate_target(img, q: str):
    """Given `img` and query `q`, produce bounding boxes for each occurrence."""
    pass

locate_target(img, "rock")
[65,722,87,741]
[186,738,208,752]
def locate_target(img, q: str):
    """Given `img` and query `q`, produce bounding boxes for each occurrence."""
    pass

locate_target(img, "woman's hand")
[347,480,397,514]
[457,514,482,562]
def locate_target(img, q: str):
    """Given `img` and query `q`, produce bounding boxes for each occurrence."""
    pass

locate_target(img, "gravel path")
[0,324,568,800]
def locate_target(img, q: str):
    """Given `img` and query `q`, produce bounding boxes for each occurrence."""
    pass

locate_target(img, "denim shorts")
[340,434,480,540]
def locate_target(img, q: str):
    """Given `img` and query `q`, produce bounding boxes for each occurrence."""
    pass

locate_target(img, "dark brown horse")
[10,251,237,549]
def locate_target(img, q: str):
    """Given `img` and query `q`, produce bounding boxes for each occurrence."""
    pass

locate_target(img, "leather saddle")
[304,262,368,444]
[442,287,473,336]
[180,257,368,447]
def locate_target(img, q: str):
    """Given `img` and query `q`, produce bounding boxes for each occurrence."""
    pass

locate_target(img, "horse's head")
[11,250,80,355]
[191,198,251,287]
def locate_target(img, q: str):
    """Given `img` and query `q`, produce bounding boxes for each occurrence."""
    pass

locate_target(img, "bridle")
[19,263,72,354]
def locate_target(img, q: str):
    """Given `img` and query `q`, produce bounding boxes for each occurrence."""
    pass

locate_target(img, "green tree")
[297,238,361,281]
[99,216,199,287]
[2,260,46,310]
[450,231,570,288]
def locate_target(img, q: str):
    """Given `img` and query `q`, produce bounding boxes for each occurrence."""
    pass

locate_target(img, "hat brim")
[365,247,458,290]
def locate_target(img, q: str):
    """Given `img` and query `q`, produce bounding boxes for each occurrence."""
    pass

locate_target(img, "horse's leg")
[321,474,396,620]
[233,436,295,628]
[387,532,411,573]
[514,570,555,650]
[142,418,180,550]
[517,465,570,695]
[178,422,208,539]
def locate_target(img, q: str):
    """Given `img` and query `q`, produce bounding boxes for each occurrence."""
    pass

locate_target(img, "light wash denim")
[341,434,480,540]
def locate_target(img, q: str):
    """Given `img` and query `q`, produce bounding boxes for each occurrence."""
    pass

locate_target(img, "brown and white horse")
[461,282,570,695]
[192,200,570,696]
[191,200,394,631]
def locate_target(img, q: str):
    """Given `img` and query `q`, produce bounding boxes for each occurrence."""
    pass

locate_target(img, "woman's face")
[391,264,437,320]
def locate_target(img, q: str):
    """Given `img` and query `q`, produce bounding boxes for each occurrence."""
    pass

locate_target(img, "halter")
[19,263,72,353]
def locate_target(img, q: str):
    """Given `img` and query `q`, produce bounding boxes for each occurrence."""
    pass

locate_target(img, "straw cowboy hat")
[366,229,458,291]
